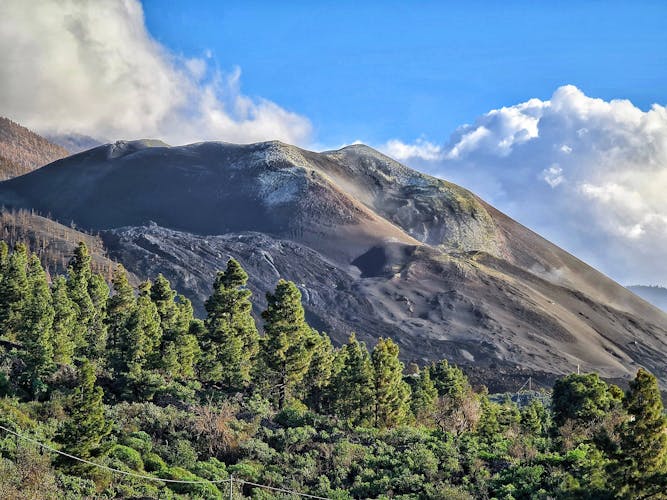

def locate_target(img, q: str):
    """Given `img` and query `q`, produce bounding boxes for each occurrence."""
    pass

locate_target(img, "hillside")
[0,208,135,283]
[0,116,70,180]
[0,139,665,387]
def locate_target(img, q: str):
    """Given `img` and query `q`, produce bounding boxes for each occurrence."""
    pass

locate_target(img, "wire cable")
[0,423,229,484]
[0,423,331,498]
[237,478,330,499]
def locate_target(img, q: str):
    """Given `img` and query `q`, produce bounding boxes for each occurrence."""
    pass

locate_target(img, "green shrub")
[192,457,228,482]
[154,380,198,403]
[227,459,263,482]
[56,472,97,498]
[282,425,317,451]
[158,466,222,499]
[143,452,167,472]
[405,445,439,480]
[122,430,153,453]
[243,394,273,420]
[275,401,316,428]
[108,444,144,471]
[169,438,198,469]
[0,397,36,430]
[239,438,277,462]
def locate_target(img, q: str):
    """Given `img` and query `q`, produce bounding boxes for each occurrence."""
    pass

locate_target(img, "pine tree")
[65,243,109,359]
[0,243,29,340]
[409,366,438,423]
[203,259,259,389]
[161,341,180,377]
[136,281,162,365]
[520,399,548,436]
[150,274,181,339]
[66,242,95,351]
[187,318,208,379]
[0,240,9,279]
[429,359,469,400]
[148,274,201,380]
[371,337,410,428]
[552,373,622,428]
[106,266,136,374]
[114,281,162,399]
[190,317,207,342]
[478,397,502,440]
[86,272,109,360]
[260,279,314,408]
[59,360,111,459]
[175,293,195,335]
[329,334,375,425]
[18,254,55,398]
[176,333,201,380]
[51,276,77,366]
[175,295,201,379]
[302,331,334,411]
[615,368,667,498]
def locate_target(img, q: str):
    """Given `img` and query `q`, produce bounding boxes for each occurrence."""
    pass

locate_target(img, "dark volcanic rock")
[100,223,667,386]
[0,139,666,389]
[100,224,405,352]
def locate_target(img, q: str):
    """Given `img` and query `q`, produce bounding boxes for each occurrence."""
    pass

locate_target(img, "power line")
[0,423,229,484]
[237,479,330,499]
[0,423,331,498]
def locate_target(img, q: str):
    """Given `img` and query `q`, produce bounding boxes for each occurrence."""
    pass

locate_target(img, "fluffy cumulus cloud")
[382,86,667,285]
[383,138,442,161]
[0,0,312,145]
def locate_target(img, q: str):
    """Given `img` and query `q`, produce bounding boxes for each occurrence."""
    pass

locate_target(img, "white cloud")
[383,138,442,161]
[0,0,312,146]
[446,98,545,159]
[444,126,491,160]
[542,164,564,188]
[381,85,667,285]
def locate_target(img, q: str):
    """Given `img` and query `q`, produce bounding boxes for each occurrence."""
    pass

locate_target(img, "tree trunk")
[279,362,287,409]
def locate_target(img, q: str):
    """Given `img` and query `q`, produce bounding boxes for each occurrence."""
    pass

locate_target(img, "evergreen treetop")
[371,337,411,428]
[0,243,29,340]
[202,259,259,389]
[19,254,55,398]
[260,279,314,408]
[60,360,111,460]
[615,368,667,498]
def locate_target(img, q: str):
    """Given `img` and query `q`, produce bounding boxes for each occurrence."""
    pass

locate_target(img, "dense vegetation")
[0,242,666,499]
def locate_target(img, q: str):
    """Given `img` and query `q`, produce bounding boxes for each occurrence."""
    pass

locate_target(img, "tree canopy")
[0,242,664,499]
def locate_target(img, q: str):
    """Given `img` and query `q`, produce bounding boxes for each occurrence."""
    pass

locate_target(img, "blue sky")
[143,0,667,146]
[3,0,667,285]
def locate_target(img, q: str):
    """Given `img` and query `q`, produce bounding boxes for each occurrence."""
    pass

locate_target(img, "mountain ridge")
[0,116,70,180]
[0,138,665,387]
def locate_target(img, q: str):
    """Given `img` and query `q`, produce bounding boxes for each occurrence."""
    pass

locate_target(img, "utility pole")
[229,474,233,500]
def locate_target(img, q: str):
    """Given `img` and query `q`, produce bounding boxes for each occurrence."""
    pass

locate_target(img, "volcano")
[0,139,665,388]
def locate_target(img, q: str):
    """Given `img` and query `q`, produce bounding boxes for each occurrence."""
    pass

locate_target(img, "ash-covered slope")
[0,140,416,264]
[0,139,665,387]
